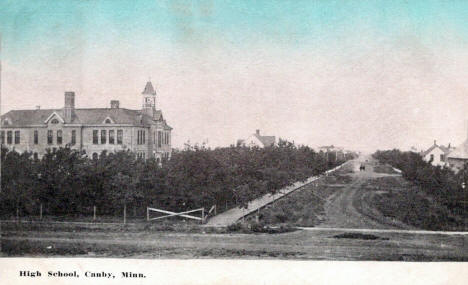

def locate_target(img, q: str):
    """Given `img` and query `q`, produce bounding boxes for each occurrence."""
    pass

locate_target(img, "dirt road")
[319,157,411,229]
[2,226,467,260]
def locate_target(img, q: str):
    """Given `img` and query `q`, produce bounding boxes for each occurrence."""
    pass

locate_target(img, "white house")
[237,130,276,148]
[421,140,452,167]
[447,126,468,172]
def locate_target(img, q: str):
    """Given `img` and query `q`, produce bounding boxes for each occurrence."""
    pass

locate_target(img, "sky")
[0,0,467,152]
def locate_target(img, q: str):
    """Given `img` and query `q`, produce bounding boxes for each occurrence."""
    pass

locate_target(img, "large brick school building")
[1,81,172,161]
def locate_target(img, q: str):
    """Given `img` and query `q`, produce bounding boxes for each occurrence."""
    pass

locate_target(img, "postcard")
[1,1,467,284]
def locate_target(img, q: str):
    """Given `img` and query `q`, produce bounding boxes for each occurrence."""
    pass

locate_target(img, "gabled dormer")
[2,117,12,126]
[102,116,115,124]
[44,111,65,125]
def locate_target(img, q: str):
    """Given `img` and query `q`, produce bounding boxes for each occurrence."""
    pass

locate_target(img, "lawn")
[367,176,466,231]
[245,172,353,227]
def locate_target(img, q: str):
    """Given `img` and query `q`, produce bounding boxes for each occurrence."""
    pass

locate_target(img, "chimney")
[110,100,120,109]
[64,91,75,123]
[36,105,41,110]
[434,140,437,146]
[256,129,260,135]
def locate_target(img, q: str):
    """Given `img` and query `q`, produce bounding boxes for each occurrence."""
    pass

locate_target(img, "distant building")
[0,81,172,161]
[317,145,346,161]
[237,130,276,148]
[421,140,452,167]
[447,126,468,172]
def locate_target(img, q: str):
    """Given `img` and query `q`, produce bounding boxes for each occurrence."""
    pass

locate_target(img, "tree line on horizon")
[0,140,353,219]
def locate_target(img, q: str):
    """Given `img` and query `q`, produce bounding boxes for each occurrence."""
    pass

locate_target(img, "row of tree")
[1,140,353,218]
[373,149,467,216]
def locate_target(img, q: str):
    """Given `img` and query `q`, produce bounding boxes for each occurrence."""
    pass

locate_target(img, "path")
[206,162,349,226]
[319,155,412,229]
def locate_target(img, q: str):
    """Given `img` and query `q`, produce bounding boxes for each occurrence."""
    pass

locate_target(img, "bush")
[373,149,467,217]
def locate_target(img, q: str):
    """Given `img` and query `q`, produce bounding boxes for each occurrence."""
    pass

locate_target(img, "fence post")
[40,203,43,220]
[147,207,149,221]
[201,208,205,224]
[214,205,217,215]
[93,205,96,221]
[123,204,127,224]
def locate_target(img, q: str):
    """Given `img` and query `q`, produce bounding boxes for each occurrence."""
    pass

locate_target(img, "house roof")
[254,134,275,147]
[1,108,165,126]
[142,81,156,95]
[447,140,468,160]
[421,144,452,157]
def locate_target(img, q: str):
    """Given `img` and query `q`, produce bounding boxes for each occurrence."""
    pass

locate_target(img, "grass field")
[2,221,466,260]
[373,164,399,174]
[367,176,466,231]
[244,173,353,227]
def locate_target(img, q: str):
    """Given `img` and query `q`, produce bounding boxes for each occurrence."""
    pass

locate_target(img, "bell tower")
[142,81,156,118]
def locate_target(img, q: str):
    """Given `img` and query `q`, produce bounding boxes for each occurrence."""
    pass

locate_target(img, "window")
[51,119,59,124]
[117,130,123,144]
[109,130,115,144]
[430,154,434,161]
[47,130,53,144]
[14,131,20,144]
[92,152,98,160]
[34,130,39,144]
[157,131,162,148]
[71,130,76,145]
[93,130,98,144]
[101,130,107,144]
[137,130,146,145]
[0,131,4,144]
[440,154,444,161]
[105,118,112,124]
[57,130,62,145]
[168,133,170,145]
[33,153,38,160]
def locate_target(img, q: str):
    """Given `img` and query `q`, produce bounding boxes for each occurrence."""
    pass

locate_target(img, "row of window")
[92,130,124,145]
[46,130,76,145]
[156,131,170,148]
[1,129,171,147]
[0,130,20,145]
[0,130,76,146]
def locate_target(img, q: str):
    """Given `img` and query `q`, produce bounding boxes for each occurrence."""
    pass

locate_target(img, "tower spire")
[142,80,156,118]
[142,81,156,95]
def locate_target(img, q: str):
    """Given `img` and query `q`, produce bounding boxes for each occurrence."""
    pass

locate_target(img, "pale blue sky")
[1,0,467,151]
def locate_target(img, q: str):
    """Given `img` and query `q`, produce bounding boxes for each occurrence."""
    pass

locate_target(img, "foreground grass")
[367,176,466,231]
[245,171,353,227]
[2,229,466,261]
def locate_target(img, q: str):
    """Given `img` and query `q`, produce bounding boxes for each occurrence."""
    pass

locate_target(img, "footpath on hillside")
[206,161,351,226]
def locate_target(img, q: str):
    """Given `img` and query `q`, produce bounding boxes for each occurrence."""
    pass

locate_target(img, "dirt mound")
[332,232,388,240]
